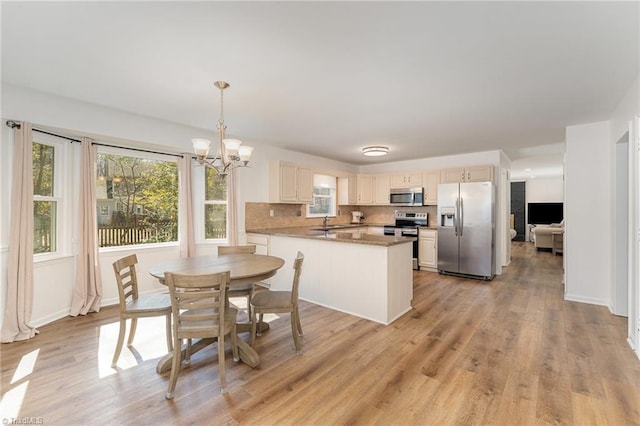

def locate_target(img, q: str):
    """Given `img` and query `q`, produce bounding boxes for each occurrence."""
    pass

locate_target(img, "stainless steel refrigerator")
[437,181,495,280]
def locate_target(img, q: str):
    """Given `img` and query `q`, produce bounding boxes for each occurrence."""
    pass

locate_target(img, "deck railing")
[98,222,178,247]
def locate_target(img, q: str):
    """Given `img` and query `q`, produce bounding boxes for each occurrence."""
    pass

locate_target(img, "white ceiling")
[2,2,638,177]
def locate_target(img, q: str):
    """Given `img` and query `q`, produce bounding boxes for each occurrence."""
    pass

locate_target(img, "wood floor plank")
[1,242,639,425]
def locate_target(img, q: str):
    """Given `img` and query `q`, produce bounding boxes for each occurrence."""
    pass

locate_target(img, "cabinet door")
[406,172,423,186]
[348,174,358,204]
[279,162,298,202]
[374,175,390,204]
[440,167,465,184]
[390,172,423,188]
[423,170,440,205]
[297,166,314,202]
[357,175,374,204]
[465,165,494,183]
[390,174,406,188]
[418,231,437,269]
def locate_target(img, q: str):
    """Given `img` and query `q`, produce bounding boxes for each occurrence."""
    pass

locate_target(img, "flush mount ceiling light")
[192,81,253,176]
[362,146,389,157]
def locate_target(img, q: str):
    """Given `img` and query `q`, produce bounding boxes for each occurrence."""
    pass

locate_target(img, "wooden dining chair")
[111,254,173,368]
[217,245,257,320]
[164,270,239,399]
[250,252,304,353]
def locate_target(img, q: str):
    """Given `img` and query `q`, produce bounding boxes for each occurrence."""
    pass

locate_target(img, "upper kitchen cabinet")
[374,175,391,204]
[356,174,374,204]
[390,172,423,188]
[422,170,440,205]
[337,174,358,205]
[269,161,314,203]
[440,165,494,184]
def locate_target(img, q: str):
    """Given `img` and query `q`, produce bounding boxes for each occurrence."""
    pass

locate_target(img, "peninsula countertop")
[246,225,415,247]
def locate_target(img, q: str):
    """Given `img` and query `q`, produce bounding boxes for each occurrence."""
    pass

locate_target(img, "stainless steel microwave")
[389,187,424,206]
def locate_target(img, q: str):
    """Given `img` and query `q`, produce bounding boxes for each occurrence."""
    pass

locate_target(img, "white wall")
[565,121,611,306]
[526,177,564,202]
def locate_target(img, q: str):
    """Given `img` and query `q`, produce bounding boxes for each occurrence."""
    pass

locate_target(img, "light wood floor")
[2,242,640,425]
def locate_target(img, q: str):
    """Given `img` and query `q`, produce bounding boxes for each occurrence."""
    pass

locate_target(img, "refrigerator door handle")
[454,197,459,236]
[459,197,464,237]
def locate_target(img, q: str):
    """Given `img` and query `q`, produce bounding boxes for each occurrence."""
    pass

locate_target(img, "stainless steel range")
[384,211,428,270]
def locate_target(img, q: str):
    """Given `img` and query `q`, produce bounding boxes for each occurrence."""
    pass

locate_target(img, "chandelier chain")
[219,85,225,126]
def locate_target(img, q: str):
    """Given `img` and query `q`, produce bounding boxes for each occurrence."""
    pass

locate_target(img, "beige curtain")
[178,154,195,257]
[227,168,238,245]
[1,122,38,342]
[70,138,102,316]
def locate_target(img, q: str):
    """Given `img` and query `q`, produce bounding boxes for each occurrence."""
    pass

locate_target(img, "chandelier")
[192,81,253,176]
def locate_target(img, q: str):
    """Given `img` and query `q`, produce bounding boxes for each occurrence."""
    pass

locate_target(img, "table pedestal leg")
[155,334,264,374]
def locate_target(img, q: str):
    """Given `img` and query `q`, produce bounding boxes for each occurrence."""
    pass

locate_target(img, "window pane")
[205,168,227,200]
[306,174,336,217]
[205,204,227,239]
[33,143,54,196]
[34,201,56,254]
[96,153,178,247]
[309,197,332,215]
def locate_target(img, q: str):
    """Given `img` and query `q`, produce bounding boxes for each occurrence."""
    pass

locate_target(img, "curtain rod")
[92,142,184,159]
[6,120,81,143]
[6,120,184,158]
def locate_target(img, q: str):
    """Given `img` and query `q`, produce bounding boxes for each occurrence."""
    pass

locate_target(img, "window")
[33,142,57,254]
[306,174,337,218]
[204,167,227,239]
[96,151,178,247]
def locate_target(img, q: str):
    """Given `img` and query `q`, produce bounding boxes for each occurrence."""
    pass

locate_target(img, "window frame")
[306,174,337,218]
[32,133,74,262]
[95,145,180,251]
[193,164,229,243]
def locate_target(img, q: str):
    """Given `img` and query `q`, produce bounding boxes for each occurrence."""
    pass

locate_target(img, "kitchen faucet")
[323,216,329,228]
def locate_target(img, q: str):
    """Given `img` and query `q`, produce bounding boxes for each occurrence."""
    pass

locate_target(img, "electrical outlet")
[269,209,274,217]
[296,209,302,217]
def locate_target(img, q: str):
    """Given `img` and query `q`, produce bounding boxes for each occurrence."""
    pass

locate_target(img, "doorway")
[510,181,526,242]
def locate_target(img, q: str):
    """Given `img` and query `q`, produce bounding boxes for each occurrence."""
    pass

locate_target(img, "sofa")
[531,222,564,250]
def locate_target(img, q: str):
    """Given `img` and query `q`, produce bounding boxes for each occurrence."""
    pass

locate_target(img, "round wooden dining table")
[149,253,285,373]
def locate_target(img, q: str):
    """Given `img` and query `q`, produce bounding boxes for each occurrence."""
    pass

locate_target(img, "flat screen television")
[527,202,563,225]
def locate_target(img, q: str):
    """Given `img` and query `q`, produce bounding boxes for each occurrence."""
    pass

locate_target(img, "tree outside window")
[33,142,57,254]
[96,152,178,247]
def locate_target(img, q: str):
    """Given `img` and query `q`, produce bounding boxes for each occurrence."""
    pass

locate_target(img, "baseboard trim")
[563,293,608,307]
[32,308,71,328]
[30,289,167,328]
[629,337,639,360]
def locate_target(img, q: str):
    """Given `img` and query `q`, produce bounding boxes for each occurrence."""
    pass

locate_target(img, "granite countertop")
[247,226,415,247]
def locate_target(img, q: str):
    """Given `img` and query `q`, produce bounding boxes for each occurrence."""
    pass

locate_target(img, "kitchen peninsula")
[247,226,414,324]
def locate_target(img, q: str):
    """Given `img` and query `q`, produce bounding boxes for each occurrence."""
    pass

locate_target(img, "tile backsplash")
[245,202,437,230]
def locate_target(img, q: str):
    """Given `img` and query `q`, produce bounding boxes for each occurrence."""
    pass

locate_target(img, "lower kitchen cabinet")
[246,233,271,287]
[418,228,438,271]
